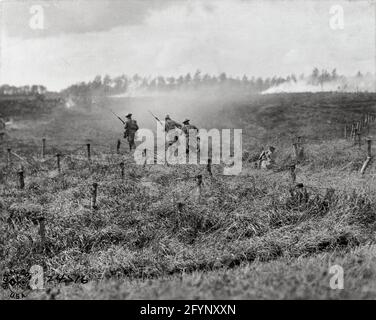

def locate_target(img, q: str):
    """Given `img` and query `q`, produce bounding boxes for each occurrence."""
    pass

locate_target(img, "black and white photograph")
[1,0,376,306]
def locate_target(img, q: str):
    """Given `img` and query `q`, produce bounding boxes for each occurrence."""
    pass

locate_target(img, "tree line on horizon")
[60,68,368,98]
[0,68,369,100]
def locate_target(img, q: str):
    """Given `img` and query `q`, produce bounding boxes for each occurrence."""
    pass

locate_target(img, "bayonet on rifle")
[148,110,163,126]
[108,108,126,125]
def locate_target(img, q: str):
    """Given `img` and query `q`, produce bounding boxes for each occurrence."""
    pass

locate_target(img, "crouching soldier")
[182,119,200,154]
[124,113,139,151]
[258,146,276,169]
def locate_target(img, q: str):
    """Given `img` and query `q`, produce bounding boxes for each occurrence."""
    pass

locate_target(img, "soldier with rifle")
[164,115,183,147]
[182,119,200,154]
[107,108,139,151]
[148,111,183,147]
[123,113,139,151]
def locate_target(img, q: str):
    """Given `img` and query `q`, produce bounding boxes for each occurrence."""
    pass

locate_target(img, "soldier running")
[124,113,139,151]
[182,119,199,154]
[165,115,182,147]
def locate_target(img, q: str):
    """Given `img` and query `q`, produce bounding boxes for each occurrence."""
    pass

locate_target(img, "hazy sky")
[0,0,375,91]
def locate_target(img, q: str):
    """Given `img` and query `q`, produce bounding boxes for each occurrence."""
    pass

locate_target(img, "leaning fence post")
[289,164,296,184]
[116,139,121,154]
[361,139,372,175]
[207,158,212,176]
[367,138,372,157]
[177,202,184,213]
[18,167,25,189]
[41,138,46,159]
[196,175,203,203]
[91,182,98,209]
[7,148,12,167]
[56,153,61,173]
[120,162,125,179]
[293,143,299,159]
[86,143,91,162]
[356,132,361,148]
[142,149,147,168]
[38,217,46,250]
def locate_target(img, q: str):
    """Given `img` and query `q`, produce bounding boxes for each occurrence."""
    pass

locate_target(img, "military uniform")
[124,114,139,150]
[182,119,199,154]
[258,146,276,169]
[165,115,182,147]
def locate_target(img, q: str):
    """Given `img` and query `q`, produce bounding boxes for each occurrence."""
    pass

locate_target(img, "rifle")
[148,110,164,126]
[108,108,126,125]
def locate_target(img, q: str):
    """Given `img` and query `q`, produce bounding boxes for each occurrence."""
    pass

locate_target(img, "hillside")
[1,92,376,299]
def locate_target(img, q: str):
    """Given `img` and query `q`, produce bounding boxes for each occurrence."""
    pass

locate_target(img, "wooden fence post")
[120,162,125,179]
[18,167,25,189]
[360,139,372,175]
[293,143,299,159]
[116,139,121,154]
[367,138,372,157]
[86,143,91,162]
[38,217,46,250]
[351,124,355,140]
[56,153,61,173]
[177,202,184,213]
[7,148,11,167]
[344,125,347,139]
[356,132,361,148]
[41,138,46,159]
[91,182,98,209]
[289,164,296,184]
[196,175,203,203]
[207,158,212,176]
[142,149,147,168]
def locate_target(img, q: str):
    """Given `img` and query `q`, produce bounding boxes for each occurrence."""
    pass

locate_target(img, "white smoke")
[262,74,376,94]
[65,96,76,108]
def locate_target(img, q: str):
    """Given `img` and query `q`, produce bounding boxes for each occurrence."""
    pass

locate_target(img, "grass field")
[1,92,376,299]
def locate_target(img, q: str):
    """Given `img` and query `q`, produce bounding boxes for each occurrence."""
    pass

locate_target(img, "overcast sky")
[0,0,374,91]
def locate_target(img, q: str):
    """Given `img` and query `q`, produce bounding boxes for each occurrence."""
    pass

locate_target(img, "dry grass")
[1,92,376,299]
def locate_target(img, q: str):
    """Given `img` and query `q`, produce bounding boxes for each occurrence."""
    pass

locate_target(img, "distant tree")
[149,78,157,90]
[256,77,264,91]
[176,76,185,87]
[331,68,338,80]
[166,77,176,90]
[157,76,166,89]
[193,70,201,87]
[141,77,149,89]
[184,73,192,85]
[132,74,141,83]
[103,74,112,93]
[219,72,227,83]
[202,74,212,85]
